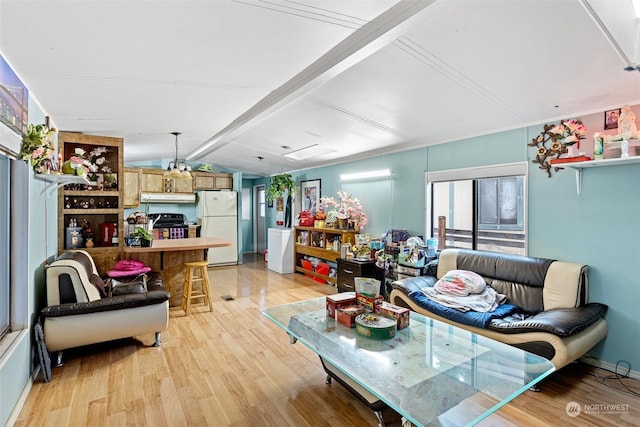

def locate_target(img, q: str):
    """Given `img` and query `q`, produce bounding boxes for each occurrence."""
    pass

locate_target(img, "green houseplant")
[267,173,295,201]
[131,226,153,247]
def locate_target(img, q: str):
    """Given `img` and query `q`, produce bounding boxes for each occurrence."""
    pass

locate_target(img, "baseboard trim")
[6,369,36,427]
[580,355,640,379]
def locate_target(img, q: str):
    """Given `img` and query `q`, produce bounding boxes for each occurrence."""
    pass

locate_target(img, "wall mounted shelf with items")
[293,226,357,284]
[564,156,640,194]
[34,173,96,194]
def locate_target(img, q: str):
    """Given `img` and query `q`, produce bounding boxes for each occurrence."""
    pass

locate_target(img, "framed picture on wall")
[604,108,621,130]
[301,179,321,215]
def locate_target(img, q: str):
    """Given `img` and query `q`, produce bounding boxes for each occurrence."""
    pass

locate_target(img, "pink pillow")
[106,259,151,278]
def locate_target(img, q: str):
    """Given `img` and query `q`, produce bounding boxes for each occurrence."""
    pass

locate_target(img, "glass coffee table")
[262,295,555,427]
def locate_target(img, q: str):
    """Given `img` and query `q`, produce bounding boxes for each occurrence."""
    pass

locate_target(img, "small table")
[262,296,555,427]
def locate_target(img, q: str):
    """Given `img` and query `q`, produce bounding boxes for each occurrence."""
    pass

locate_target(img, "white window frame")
[425,162,528,254]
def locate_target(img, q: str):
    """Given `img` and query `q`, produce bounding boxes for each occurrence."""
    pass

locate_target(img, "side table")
[336,258,385,296]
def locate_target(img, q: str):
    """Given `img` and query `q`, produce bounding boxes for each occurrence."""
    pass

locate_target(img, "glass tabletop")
[262,295,555,427]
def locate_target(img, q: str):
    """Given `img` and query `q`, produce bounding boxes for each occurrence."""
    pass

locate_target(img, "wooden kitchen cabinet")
[123,167,142,207]
[194,172,233,190]
[141,168,166,193]
[141,168,194,193]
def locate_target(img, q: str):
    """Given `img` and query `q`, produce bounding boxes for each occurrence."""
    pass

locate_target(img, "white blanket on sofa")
[421,269,507,312]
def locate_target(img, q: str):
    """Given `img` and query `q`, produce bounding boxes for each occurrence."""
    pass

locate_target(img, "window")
[0,154,9,339]
[426,163,527,255]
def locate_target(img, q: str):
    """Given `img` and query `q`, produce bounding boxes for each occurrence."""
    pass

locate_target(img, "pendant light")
[163,132,192,180]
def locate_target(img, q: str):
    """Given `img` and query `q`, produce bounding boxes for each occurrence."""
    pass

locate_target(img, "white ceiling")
[2,0,640,178]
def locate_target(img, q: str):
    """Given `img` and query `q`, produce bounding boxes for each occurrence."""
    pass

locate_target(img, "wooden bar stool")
[181,260,213,315]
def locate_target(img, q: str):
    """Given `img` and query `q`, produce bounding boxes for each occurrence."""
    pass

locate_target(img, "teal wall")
[3,91,638,425]
[264,114,637,371]
[0,98,54,426]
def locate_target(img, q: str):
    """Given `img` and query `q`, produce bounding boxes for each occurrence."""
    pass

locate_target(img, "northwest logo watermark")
[566,401,629,417]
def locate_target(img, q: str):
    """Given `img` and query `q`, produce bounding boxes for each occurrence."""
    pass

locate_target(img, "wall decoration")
[0,54,29,136]
[604,108,621,130]
[301,179,321,215]
[528,120,587,177]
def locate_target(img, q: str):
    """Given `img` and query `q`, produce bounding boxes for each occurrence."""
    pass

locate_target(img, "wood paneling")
[16,255,640,427]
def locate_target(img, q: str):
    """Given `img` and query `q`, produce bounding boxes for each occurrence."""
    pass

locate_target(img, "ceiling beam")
[187,0,435,162]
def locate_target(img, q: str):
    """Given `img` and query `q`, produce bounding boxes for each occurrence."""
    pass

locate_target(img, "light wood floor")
[16,254,640,426]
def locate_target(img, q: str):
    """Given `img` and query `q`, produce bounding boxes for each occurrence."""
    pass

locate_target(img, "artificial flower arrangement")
[18,123,57,173]
[319,190,368,229]
[61,146,112,179]
[528,119,588,177]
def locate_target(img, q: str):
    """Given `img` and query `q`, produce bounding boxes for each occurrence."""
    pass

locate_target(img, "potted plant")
[130,226,153,247]
[267,173,295,201]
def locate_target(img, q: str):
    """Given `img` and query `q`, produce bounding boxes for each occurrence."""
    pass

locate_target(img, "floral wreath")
[528,119,587,177]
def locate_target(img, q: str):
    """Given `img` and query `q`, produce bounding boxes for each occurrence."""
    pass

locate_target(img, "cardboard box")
[326,293,356,318]
[356,292,383,313]
[378,301,410,330]
[336,305,364,328]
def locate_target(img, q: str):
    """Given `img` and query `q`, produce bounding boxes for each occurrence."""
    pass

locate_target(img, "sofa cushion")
[440,249,554,314]
[487,303,608,336]
[41,289,170,317]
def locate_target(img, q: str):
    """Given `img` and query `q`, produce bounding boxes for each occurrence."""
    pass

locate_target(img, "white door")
[203,216,238,265]
[254,185,266,254]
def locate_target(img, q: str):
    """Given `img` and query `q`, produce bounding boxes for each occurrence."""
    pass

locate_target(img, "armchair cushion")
[488,303,608,336]
[41,289,170,317]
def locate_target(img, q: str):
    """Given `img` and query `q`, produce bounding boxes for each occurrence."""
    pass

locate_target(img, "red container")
[100,222,115,247]
[326,293,357,319]
[378,302,410,330]
[356,292,384,313]
[298,211,315,226]
[337,305,364,328]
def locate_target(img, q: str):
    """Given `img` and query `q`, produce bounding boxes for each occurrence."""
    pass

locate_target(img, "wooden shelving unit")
[293,226,357,284]
[57,132,124,275]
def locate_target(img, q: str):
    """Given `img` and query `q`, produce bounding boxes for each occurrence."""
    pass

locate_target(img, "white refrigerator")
[196,191,238,265]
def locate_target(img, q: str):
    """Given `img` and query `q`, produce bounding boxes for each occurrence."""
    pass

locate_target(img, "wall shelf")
[34,173,96,195]
[564,156,640,194]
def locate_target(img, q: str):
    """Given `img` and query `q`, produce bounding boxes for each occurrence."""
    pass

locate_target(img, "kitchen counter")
[123,236,230,253]
[124,236,232,307]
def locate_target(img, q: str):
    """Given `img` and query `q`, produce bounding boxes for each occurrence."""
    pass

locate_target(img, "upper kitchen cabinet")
[123,167,142,207]
[194,172,233,190]
[141,168,194,193]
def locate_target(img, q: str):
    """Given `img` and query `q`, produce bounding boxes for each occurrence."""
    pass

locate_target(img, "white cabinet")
[268,228,294,274]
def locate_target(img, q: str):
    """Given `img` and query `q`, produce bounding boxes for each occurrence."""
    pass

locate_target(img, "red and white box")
[356,292,383,313]
[336,305,364,328]
[378,301,410,330]
[326,293,357,318]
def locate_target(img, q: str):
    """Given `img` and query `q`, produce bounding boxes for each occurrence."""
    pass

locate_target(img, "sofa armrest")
[488,303,607,337]
[41,290,170,318]
[391,275,437,295]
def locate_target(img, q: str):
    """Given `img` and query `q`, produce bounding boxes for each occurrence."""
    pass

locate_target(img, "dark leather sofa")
[389,248,608,370]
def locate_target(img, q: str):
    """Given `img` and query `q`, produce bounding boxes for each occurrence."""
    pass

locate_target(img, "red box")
[326,293,356,318]
[378,302,410,330]
[356,292,383,313]
[337,305,364,328]
[298,211,315,226]
[100,222,115,247]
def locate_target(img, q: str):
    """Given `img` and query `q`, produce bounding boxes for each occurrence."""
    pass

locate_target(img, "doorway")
[253,185,266,254]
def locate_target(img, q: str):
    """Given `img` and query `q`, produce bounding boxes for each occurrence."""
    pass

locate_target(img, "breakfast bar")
[124,237,231,307]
